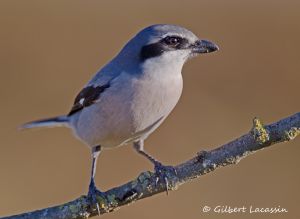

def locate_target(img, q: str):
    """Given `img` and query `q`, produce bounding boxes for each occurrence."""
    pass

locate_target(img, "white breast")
[130,67,183,135]
[71,56,184,148]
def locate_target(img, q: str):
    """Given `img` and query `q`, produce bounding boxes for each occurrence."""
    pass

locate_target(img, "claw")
[96,203,100,216]
[153,162,177,194]
[155,177,159,186]
[164,177,169,195]
[88,179,103,216]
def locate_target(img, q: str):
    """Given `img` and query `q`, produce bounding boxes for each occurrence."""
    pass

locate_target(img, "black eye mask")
[161,36,189,49]
[140,36,189,61]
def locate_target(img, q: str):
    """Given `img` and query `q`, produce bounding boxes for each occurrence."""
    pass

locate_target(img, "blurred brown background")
[0,0,299,218]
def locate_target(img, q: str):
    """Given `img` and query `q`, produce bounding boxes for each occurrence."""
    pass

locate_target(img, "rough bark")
[1,112,299,219]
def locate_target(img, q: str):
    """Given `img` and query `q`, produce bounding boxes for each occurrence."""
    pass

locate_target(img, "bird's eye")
[162,36,182,47]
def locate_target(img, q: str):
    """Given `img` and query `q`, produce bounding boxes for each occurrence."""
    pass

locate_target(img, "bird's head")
[115,24,219,71]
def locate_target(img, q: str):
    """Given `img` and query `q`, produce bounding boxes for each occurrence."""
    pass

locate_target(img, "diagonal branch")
[2,112,299,219]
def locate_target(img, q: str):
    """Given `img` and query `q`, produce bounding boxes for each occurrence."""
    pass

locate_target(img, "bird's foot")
[153,161,177,195]
[87,179,104,216]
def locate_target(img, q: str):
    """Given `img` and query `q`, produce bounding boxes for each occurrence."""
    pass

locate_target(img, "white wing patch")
[79,98,85,105]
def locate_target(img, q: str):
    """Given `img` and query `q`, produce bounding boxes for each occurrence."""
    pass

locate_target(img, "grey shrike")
[22,24,218,200]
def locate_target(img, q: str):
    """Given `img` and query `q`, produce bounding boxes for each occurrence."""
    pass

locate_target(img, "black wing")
[68,83,110,116]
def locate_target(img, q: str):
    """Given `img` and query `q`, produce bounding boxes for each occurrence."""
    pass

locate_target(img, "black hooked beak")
[192,39,219,54]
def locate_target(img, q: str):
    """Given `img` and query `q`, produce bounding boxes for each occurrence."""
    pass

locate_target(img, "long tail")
[20,115,69,130]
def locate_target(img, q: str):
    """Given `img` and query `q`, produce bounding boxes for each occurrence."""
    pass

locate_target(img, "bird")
[21,24,219,201]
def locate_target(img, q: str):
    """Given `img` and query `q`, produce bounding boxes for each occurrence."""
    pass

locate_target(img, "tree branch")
[2,112,300,219]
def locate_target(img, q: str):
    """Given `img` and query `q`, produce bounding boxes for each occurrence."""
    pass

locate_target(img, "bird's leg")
[87,145,103,215]
[133,140,177,194]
